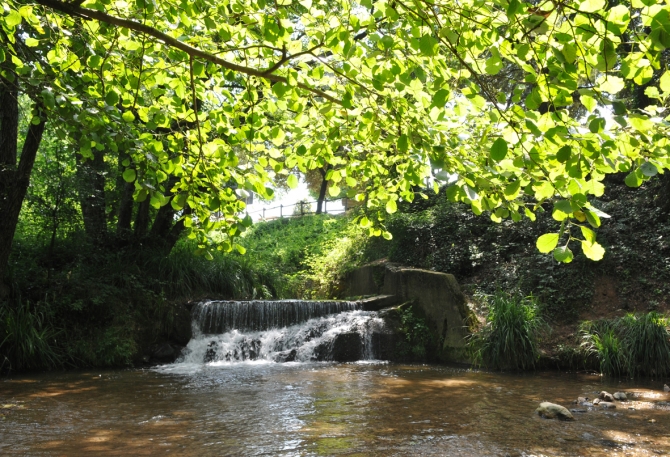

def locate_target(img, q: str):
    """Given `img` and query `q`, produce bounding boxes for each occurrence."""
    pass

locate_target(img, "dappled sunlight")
[2,365,670,456]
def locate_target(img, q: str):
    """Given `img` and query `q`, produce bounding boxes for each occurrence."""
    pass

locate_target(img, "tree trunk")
[315,165,331,215]
[76,148,108,242]
[116,180,135,239]
[134,198,151,239]
[0,78,47,295]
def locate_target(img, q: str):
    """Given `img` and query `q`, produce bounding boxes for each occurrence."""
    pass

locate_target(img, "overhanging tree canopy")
[2,0,670,269]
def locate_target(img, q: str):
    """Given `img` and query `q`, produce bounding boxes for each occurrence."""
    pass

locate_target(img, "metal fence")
[245,198,350,221]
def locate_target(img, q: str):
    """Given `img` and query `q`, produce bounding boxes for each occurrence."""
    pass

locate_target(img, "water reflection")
[1,363,669,456]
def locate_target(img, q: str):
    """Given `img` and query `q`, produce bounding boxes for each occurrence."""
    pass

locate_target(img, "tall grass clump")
[580,312,670,377]
[0,300,63,372]
[468,291,544,370]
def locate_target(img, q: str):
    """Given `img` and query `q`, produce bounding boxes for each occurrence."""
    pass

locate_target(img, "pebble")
[600,391,615,402]
[613,392,628,401]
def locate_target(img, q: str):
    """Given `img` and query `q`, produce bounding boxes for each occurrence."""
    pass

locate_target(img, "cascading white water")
[192,299,361,334]
[180,300,388,364]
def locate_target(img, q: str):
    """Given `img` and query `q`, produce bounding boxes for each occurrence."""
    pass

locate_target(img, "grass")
[468,291,544,371]
[0,300,63,372]
[580,312,670,377]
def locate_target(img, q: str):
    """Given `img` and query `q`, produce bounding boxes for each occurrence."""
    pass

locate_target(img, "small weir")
[182,300,388,363]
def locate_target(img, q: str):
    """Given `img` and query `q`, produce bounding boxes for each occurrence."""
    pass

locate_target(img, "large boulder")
[329,332,362,362]
[536,402,575,421]
[171,303,193,345]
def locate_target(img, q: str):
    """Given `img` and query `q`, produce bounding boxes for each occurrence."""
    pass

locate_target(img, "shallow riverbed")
[1,362,669,456]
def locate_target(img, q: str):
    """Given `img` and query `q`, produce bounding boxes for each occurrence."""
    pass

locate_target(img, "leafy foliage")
[0,300,63,372]
[395,305,436,360]
[239,214,369,298]
[580,312,670,377]
[468,291,544,371]
[3,0,670,265]
[1,232,280,371]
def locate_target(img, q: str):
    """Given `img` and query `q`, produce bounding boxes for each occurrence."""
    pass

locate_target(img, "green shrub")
[580,312,670,377]
[468,291,544,371]
[0,300,63,372]
[396,305,435,360]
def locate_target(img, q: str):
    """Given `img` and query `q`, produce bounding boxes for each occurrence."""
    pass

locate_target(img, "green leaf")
[123,168,136,182]
[490,138,508,162]
[660,71,670,93]
[584,209,601,228]
[328,185,340,196]
[397,134,409,152]
[105,90,119,106]
[589,117,605,133]
[580,226,596,243]
[597,75,625,94]
[556,146,571,163]
[536,233,560,253]
[624,169,644,187]
[580,0,606,13]
[287,174,298,189]
[504,180,521,200]
[386,199,397,214]
[553,246,574,263]
[432,89,450,107]
[640,162,658,177]
[485,51,502,75]
[5,10,22,27]
[122,111,135,123]
[582,241,605,261]
[382,231,393,240]
[419,35,438,56]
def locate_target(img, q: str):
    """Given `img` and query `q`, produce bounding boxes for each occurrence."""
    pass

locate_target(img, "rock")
[536,402,575,421]
[600,401,617,409]
[273,349,297,363]
[329,332,363,362]
[576,396,589,404]
[345,263,470,362]
[599,391,615,402]
[171,303,193,345]
[593,398,601,405]
[664,384,669,392]
[613,392,628,401]
[151,342,179,363]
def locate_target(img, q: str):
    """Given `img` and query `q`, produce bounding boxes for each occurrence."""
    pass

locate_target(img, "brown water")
[1,362,669,456]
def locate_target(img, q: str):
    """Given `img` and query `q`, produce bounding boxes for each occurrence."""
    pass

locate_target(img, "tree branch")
[35,0,340,104]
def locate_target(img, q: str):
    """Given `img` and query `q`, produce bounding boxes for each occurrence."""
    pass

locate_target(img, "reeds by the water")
[468,291,544,371]
[580,312,670,377]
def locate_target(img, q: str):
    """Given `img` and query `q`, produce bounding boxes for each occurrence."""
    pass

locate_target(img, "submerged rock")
[273,349,297,363]
[536,402,575,421]
[599,391,615,402]
[613,392,628,401]
[600,401,617,409]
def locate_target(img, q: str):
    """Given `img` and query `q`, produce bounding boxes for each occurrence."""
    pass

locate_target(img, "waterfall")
[180,300,389,364]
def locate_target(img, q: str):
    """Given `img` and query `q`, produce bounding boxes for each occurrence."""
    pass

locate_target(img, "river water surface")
[1,362,669,456]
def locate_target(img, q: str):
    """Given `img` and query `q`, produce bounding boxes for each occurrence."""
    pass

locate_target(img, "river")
[2,362,669,456]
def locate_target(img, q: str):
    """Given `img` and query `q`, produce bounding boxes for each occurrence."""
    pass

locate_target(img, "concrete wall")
[346,263,470,361]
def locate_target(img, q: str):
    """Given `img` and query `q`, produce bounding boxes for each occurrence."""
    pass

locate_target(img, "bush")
[395,305,436,360]
[581,312,670,377]
[468,291,544,370]
[0,300,63,372]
